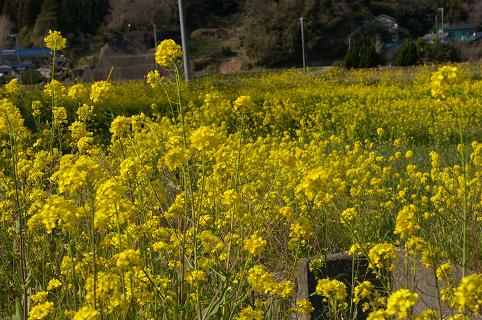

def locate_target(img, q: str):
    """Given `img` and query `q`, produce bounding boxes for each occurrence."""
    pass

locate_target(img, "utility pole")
[9,34,22,84]
[300,17,307,74]
[178,0,191,81]
[153,24,158,48]
[435,15,438,39]
[438,7,444,42]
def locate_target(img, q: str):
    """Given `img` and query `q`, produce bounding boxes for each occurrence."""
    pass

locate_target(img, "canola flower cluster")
[0,35,481,320]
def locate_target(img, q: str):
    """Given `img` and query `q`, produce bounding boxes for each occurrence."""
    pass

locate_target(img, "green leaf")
[202,285,229,319]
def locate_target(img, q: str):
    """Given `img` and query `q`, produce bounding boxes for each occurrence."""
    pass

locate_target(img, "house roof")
[443,24,475,31]
[0,65,12,72]
[4,62,35,68]
[423,32,449,41]
[0,48,52,58]
[376,14,397,22]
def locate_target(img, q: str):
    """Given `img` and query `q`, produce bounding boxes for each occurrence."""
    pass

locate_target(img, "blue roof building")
[0,48,52,58]
[0,48,52,69]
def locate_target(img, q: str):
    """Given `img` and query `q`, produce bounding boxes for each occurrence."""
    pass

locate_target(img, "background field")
[0,64,481,319]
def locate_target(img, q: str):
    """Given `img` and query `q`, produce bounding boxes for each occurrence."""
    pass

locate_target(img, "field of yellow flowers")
[0,33,481,320]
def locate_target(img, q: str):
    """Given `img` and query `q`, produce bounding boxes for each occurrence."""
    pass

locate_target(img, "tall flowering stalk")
[430,65,471,319]
[43,30,66,81]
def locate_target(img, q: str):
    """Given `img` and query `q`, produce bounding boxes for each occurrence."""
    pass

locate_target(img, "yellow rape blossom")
[5,78,20,95]
[452,273,482,314]
[190,126,220,151]
[385,289,418,319]
[309,257,325,271]
[116,249,142,269]
[236,306,264,320]
[376,127,384,137]
[44,30,67,51]
[73,306,99,320]
[199,230,222,252]
[186,270,208,286]
[47,278,62,291]
[90,80,112,104]
[31,100,42,117]
[292,299,315,314]
[288,218,314,249]
[247,265,293,298]
[353,281,374,305]
[146,69,163,88]
[52,106,68,126]
[27,195,77,233]
[76,104,94,121]
[368,243,398,271]
[155,39,182,67]
[84,272,121,314]
[367,309,388,320]
[247,265,276,295]
[0,98,27,137]
[233,95,254,113]
[243,234,267,256]
[315,278,348,303]
[68,83,88,100]
[29,301,54,320]
[110,115,131,140]
[415,309,438,320]
[44,79,66,99]
[340,207,357,225]
[394,204,420,238]
[31,291,49,303]
[52,155,102,194]
[436,262,454,281]
[431,65,458,99]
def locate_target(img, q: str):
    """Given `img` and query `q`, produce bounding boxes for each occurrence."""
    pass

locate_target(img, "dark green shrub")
[416,38,460,63]
[345,43,381,69]
[21,69,47,85]
[396,40,419,66]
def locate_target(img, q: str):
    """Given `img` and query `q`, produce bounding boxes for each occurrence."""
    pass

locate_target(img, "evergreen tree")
[396,40,418,66]
[2,0,41,29]
[345,42,381,68]
[58,0,109,36]
[32,0,58,44]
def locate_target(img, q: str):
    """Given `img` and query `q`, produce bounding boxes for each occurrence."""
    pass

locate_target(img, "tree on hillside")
[58,0,109,36]
[31,0,58,45]
[243,0,303,66]
[186,0,241,29]
[105,0,178,52]
[242,0,364,66]
[0,14,13,49]
[107,0,173,29]
[1,0,41,30]
[396,40,418,66]
[467,1,482,27]
[0,0,475,67]
[345,42,381,68]
[416,38,459,63]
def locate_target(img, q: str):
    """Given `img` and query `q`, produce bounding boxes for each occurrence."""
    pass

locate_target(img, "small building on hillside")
[0,48,52,70]
[375,14,402,43]
[439,24,477,42]
[376,14,399,31]
[0,65,13,77]
[422,24,478,44]
[475,32,482,42]
[422,32,451,44]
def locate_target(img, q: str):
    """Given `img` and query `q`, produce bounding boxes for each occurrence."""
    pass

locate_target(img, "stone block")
[295,252,481,320]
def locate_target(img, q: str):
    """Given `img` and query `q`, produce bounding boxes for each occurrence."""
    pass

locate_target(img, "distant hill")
[0,0,480,72]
